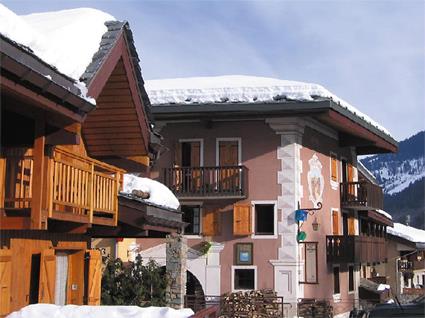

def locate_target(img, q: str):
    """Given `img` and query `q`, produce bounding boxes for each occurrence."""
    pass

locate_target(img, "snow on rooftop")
[0,4,115,103]
[387,222,425,244]
[146,75,392,137]
[6,304,193,318]
[122,174,180,210]
[376,209,393,220]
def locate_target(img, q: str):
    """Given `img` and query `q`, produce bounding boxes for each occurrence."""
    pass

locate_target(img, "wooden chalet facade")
[0,17,182,316]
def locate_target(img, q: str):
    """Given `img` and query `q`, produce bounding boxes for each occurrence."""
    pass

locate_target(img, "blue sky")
[3,0,424,141]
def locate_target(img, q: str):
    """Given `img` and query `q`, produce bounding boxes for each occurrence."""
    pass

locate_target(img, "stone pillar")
[166,233,187,309]
[266,117,305,318]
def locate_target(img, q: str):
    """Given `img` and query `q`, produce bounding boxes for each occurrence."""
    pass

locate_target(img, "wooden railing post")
[31,120,45,230]
[47,153,54,218]
[0,154,5,210]
[113,172,120,226]
[88,163,94,224]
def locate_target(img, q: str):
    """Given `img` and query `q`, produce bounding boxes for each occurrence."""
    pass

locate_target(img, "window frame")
[330,152,339,190]
[231,265,257,292]
[251,200,278,239]
[181,203,203,238]
[216,137,242,166]
[333,265,341,300]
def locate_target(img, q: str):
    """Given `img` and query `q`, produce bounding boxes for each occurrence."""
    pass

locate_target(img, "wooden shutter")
[86,249,102,305]
[0,249,12,316]
[174,142,182,167]
[332,210,339,235]
[202,209,220,236]
[331,156,338,182]
[233,203,251,236]
[348,217,356,235]
[39,249,56,303]
[348,164,354,182]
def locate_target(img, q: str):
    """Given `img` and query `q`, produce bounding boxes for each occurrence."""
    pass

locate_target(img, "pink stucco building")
[138,76,397,317]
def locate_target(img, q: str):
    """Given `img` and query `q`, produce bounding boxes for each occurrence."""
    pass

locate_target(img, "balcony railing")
[164,166,248,199]
[326,235,386,264]
[2,146,124,227]
[340,182,383,210]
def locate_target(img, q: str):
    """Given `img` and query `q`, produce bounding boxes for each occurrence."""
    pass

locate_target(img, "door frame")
[215,137,242,166]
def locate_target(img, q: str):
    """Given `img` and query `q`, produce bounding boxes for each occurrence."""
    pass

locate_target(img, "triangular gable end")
[82,21,151,160]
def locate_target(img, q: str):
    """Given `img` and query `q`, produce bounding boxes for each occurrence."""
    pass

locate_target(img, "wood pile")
[297,298,333,318]
[218,289,282,318]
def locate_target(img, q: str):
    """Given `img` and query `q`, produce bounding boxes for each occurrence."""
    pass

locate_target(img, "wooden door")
[219,140,239,191]
[175,141,201,192]
[332,210,339,235]
[233,203,251,236]
[347,163,355,198]
[67,250,85,305]
[39,249,56,303]
[202,209,220,236]
[86,249,102,305]
[0,249,12,317]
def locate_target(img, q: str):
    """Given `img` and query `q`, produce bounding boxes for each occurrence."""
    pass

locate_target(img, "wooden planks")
[233,203,252,236]
[0,249,12,317]
[86,250,102,305]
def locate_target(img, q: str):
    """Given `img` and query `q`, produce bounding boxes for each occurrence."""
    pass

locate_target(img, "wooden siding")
[233,203,251,236]
[83,59,148,157]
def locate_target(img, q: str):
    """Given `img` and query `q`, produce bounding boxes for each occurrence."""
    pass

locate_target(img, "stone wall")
[166,234,187,309]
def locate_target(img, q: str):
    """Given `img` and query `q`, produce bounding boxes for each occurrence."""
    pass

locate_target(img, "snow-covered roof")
[7,304,193,318]
[122,174,180,210]
[146,75,392,137]
[387,222,425,244]
[376,209,393,220]
[358,161,379,185]
[0,4,115,102]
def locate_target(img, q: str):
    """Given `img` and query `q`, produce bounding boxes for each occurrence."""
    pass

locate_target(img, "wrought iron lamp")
[312,217,319,231]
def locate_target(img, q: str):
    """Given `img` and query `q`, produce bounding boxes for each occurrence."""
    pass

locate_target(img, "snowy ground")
[7,304,194,318]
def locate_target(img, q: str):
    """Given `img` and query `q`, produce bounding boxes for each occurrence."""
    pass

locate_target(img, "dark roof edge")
[151,99,398,148]
[118,192,181,213]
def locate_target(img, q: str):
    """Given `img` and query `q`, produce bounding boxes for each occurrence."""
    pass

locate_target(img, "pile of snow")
[0,4,115,102]
[122,174,180,210]
[146,75,392,137]
[387,222,425,244]
[7,304,193,318]
[375,209,393,220]
[377,284,391,291]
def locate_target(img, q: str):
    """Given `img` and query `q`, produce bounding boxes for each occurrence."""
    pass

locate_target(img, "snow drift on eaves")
[146,75,392,137]
[122,174,180,210]
[387,222,425,244]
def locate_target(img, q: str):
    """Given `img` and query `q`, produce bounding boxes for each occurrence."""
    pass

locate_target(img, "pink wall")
[300,126,356,314]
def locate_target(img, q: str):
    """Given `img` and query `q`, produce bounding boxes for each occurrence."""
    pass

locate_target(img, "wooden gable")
[83,31,150,160]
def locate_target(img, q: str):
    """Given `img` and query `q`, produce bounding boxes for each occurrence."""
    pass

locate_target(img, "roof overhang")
[359,210,393,226]
[0,35,95,122]
[151,99,398,155]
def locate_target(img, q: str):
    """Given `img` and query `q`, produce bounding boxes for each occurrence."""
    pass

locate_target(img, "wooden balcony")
[1,146,124,228]
[326,235,386,264]
[340,182,383,210]
[164,166,248,199]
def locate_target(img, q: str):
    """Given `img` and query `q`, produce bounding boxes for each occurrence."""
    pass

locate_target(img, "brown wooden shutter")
[331,156,338,182]
[39,249,56,303]
[348,217,356,235]
[202,209,220,236]
[190,142,201,167]
[86,249,102,305]
[0,249,12,316]
[348,164,354,182]
[233,203,251,236]
[332,210,339,235]
[67,251,85,305]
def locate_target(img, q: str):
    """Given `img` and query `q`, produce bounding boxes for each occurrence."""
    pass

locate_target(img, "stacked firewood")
[219,289,282,318]
[297,299,333,318]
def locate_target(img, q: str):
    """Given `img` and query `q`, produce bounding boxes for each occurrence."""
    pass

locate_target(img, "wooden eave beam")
[1,75,85,123]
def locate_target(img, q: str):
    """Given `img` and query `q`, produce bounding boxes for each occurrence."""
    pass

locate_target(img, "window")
[348,265,354,292]
[232,266,257,291]
[254,204,275,236]
[182,205,201,235]
[333,266,340,294]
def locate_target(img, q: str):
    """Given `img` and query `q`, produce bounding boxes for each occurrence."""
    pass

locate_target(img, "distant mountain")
[361,131,425,229]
